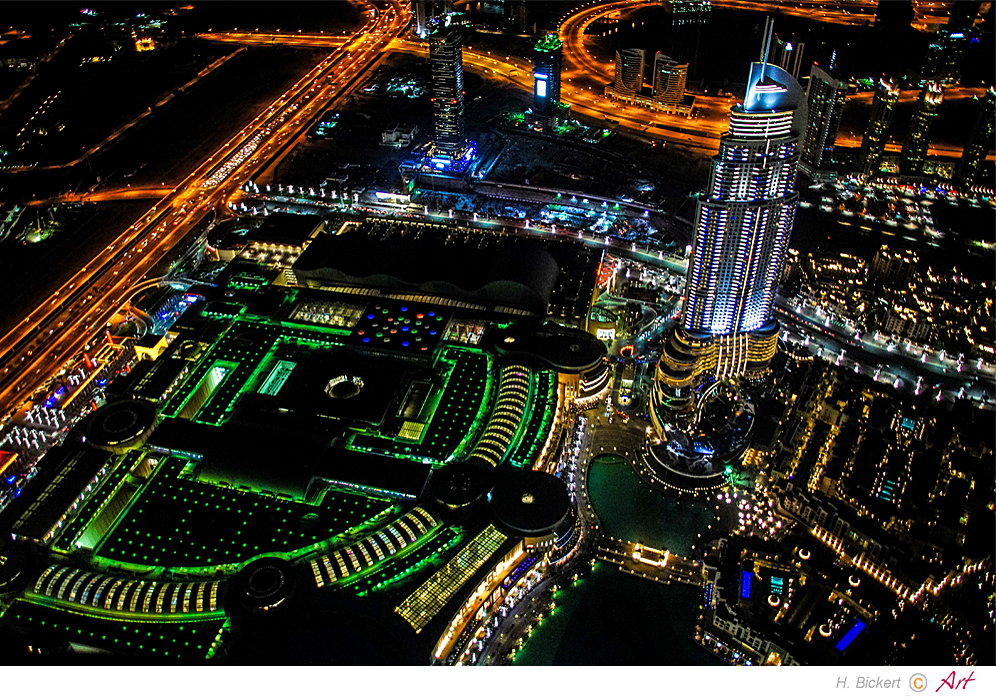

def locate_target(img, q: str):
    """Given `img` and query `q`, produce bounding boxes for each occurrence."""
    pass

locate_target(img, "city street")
[0,0,410,419]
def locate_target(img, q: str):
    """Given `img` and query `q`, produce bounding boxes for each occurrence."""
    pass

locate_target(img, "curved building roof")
[492,323,605,374]
[488,470,572,538]
[83,399,158,453]
[293,230,560,314]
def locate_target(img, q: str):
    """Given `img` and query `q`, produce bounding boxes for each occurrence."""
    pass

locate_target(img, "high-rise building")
[532,33,563,115]
[506,1,530,34]
[955,87,996,186]
[613,48,645,95]
[652,53,688,106]
[428,22,468,161]
[680,67,804,341]
[655,21,806,396]
[800,63,848,172]
[857,75,900,176]
[919,27,972,85]
[900,82,942,175]
[648,21,806,489]
[773,34,804,79]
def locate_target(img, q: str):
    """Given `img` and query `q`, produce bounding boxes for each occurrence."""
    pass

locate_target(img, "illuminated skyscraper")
[655,19,806,394]
[773,34,804,79]
[652,53,688,106]
[613,48,645,95]
[921,29,969,85]
[857,75,900,176]
[681,60,804,339]
[900,82,942,175]
[532,33,562,114]
[955,87,996,186]
[647,20,806,489]
[800,63,847,172]
[428,21,468,161]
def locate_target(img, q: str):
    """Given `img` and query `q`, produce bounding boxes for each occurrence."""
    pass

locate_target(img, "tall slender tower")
[648,19,806,491]
[800,63,847,171]
[654,18,806,407]
[955,87,996,186]
[857,75,900,176]
[428,20,468,162]
[900,82,943,175]
[773,34,804,79]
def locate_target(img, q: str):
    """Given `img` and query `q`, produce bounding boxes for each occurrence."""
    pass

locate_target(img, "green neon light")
[535,33,563,52]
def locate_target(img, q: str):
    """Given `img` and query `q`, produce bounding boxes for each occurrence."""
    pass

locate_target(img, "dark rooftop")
[491,322,605,373]
[248,212,325,247]
[293,226,560,314]
[0,447,114,542]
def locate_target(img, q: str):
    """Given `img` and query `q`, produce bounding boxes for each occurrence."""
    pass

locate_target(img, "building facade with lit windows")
[955,86,995,186]
[428,20,470,163]
[900,82,943,176]
[647,25,806,490]
[652,53,688,107]
[857,76,900,176]
[800,63,847,173]
[526,33,570,130]
[613,48,645,95]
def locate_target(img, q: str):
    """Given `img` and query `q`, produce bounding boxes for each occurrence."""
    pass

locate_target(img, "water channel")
[514,455,720,665]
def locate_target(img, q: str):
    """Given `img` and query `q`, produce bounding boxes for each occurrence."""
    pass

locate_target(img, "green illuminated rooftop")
[0,216,593,663]
[5,601,225,661]
[97,476,389,569]
[535,33,563,52]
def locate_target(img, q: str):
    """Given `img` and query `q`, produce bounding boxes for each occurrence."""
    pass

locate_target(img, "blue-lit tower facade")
[682,95,802,339]
[533,34,562,113]
[647,20,806,490]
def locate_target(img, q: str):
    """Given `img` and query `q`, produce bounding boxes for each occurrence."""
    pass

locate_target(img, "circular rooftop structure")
[232,556,297,615]
[83,399,157,454]
[430,461,495,510]
[488,470,572,538]
[492,324,605,374]
[325,374,364,400]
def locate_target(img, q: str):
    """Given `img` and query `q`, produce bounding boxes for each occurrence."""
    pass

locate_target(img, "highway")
[0,0,410,420]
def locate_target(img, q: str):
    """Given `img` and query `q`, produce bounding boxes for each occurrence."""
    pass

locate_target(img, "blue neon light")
[741,572,753,599]
[836,620,867,651]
